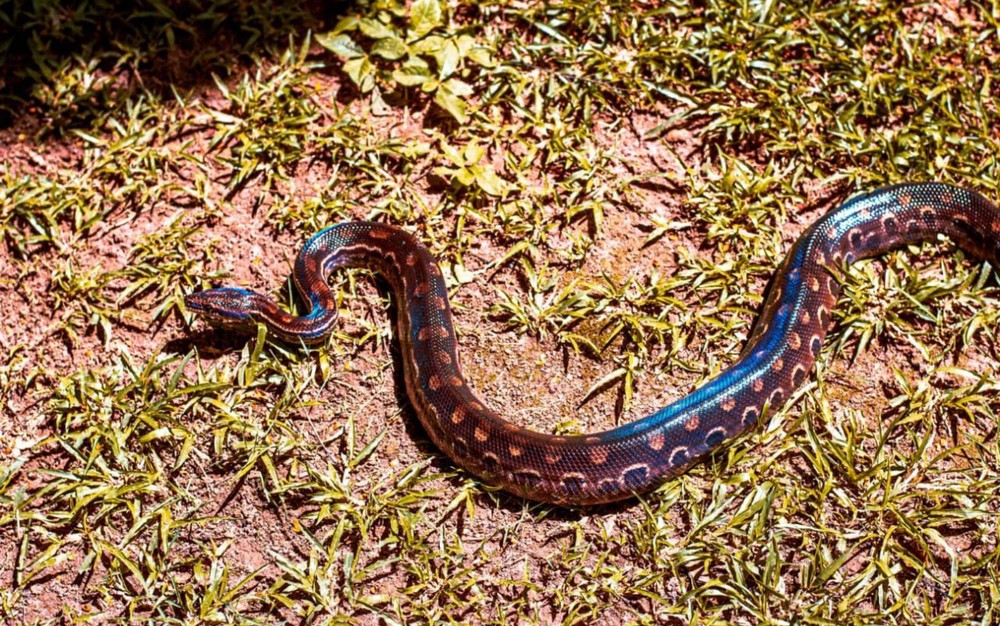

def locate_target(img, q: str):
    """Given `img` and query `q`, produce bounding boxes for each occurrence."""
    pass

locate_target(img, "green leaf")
[468,46,496,68]
[420,78,440,94]
[343,57,376,92]
[315,33,364,59]
[393,58,433,87]
[371,37,408,60]
[330,15,359,34]
[454,167,475,187]
[463,143,485,164]
[359,17,396,40]
[434,82,468,123]
[410,34,445,56]
[409,0,443,39]
[442,77,473,97]
[472,165,505,197]
[437,39,461,79]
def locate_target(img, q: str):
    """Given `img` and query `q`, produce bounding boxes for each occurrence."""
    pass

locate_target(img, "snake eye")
[186,287,265,324]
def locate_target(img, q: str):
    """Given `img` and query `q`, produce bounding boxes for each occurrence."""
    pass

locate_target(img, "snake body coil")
[186,183,1000,505]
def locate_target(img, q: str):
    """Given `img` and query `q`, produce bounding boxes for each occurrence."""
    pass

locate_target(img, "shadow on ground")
[0,0,355,130]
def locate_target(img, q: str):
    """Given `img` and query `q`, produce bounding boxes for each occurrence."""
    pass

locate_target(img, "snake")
[186,182,1000,506]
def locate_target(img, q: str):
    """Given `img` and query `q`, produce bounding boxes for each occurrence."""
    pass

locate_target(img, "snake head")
[185,287,270,331]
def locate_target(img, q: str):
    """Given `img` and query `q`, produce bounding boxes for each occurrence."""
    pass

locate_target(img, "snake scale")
[186,182,1000,505]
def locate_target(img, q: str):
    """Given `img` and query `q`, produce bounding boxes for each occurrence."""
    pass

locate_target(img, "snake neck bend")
[187,182,1000,505]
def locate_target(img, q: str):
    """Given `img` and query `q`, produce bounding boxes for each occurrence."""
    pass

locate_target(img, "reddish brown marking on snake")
[647,432,665,451]
[429,294,447,311]
[789,333,802,350]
